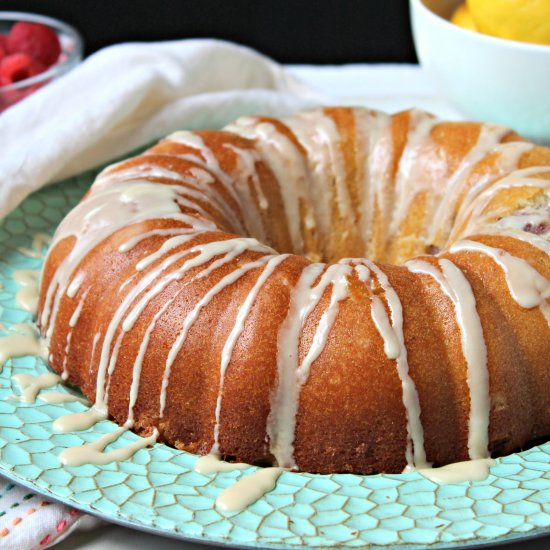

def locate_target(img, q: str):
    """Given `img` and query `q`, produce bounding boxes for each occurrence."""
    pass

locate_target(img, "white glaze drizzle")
[481,226,550,256]
[59,426,158,467]
[164,132,247,233]
[90,332,100,376]
[356,259,428,469]
[159,254,275,417]
[66,271,85,299]
[98,160,242,234]
[60,335,72,376]
[457,142,535,218]
[389,110,438,240]
[13,269,40,316]
[494,210,550,235]
[119,228,196,253]
[223,143,269,210]
[215,467,283,512]
[228,118,312,254]
[426,124,510,244]
[126,287,186,425]
[286,111,351,231]
[370,295,400,359]
[174,193,216,221]
[221,142,268,241]
[92,181,213,225]
[126,238,272,331]
[118,272,140,296]
[69,289,89,328]
[61,289,89,381]
[166,132,240,202]
[9,372,61,403]
[406,258,490,459]
[39,391,89,405]
[354,263,370,283]
[450,240,550,313]
[96,163,189,186]
[41,181,217,342]
[195,454,249,474]
[454,167,550,240]
[296,264,351,383]
[267,262,352,469]
[93,236,271,415]
[136,234,209,272]
[353,109,393,256]
[211,254,289,454]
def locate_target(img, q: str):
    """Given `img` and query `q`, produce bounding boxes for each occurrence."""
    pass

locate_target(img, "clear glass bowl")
[0,11,83,112]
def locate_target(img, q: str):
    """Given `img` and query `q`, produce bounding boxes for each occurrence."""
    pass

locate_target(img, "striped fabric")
[0,478,83,549]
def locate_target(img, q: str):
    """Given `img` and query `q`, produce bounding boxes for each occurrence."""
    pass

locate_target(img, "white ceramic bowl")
[410,0,550,144]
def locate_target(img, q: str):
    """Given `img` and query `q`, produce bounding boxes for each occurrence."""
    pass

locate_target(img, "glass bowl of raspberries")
[0,11,83,112]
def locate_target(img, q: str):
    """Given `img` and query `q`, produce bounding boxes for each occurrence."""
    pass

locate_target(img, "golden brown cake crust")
[39,107,550,474]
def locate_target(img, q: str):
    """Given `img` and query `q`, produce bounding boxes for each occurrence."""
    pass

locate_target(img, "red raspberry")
[7,22,61,67]
[0,35,7,61]
[0,53,46,87]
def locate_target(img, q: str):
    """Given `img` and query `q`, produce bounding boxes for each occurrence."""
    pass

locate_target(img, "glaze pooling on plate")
[9,372,61,403]
[12,269,40,315]
[215,467,283,513]
[0,326,47,370]
[0,159,548,549]
[416,458,496,484]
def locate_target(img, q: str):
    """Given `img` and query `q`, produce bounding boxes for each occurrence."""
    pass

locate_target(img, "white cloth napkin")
[0,38,323,548]
[0,38,324,221]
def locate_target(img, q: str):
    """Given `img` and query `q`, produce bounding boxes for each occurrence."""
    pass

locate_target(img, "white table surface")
[54,64,549,550]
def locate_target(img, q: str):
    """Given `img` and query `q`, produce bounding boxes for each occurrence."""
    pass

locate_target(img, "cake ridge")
[406,257,489,460]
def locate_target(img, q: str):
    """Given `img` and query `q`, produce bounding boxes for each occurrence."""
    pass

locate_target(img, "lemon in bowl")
[410,0,550,144]
[466,0,550,45]
[451,3,477,31]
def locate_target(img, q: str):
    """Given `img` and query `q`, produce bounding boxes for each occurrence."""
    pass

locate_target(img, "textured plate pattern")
[0,169,549,549]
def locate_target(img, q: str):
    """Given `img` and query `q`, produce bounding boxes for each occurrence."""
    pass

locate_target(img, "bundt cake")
[38,106,550,474]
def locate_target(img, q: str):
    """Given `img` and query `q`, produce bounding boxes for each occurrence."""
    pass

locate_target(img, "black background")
[1,0,416,63]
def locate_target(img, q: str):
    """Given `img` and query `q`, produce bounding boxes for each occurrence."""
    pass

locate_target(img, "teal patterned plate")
[0,167,549,549]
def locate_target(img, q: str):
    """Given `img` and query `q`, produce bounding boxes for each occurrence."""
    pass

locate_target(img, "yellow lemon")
[467,0,550,45]
[451,3,478,31]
